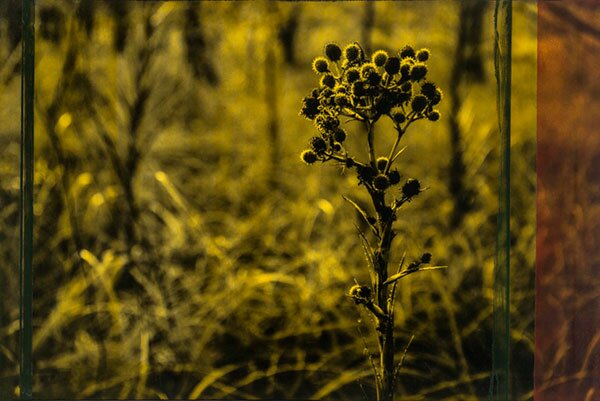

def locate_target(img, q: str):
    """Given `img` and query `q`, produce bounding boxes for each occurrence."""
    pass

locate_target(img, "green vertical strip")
[19,0,34,398]
[490,1,511,401]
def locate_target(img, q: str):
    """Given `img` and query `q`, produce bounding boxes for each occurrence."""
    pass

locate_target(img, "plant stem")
[370,189,396,401]
[367,121,376,168]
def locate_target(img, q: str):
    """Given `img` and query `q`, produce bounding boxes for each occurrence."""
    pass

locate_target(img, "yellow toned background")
[0,2,536,400]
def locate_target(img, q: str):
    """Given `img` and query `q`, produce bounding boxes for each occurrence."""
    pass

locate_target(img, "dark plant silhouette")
[299,42,446,401]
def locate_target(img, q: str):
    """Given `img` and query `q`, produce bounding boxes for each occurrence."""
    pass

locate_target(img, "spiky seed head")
[410,63,428,81]
[428,110,440,121]
[421,252,432,264]
[400,45,416,59]
[384,57,400,75]
[373,174,390,191]
[351,81,366,97]
[402,178,421,198]
[310,136,327,153]
[344,43,361,61]
[420,82,437,99]
[333,128,347,142]
[345,67,361,83]
[376,157,389,171]
[301,149,318,164]
[431,88,443,105]
[357,165,375,182]
[360,63,377,79]
[411,95,428,113]
[325,43,342,61]
[391,111,406,124]
[372,50,389,67]
[312,57,329,74]
[348,284,371,304]
[416,48,430,62]
[300,96,320,120]
[388,169,401,185]
[400,61,412,77]
[320,73,336,89]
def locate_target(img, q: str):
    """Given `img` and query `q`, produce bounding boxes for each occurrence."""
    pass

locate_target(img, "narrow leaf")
[383,265,447,285]
[355,224,376,286]
[343,196,379,237]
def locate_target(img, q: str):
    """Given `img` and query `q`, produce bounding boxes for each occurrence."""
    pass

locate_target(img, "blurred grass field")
[0,1,536,400]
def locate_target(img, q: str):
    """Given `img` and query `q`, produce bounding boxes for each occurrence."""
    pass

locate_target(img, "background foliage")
[0,1,536,400]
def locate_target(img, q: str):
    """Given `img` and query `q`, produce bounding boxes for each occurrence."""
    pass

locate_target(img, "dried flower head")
[344,43,361,62]
[325,43,342,61]
[301,149,318,164]
[372,50,389,67]
[312,57,329,74]
[416,48,430,62]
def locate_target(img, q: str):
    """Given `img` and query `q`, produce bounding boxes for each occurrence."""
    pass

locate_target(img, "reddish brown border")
[536,2,600,400]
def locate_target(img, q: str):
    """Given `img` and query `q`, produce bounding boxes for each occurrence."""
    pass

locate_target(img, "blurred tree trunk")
[107,2,129,53]
[184,3,218,85]
[265,5,281,190]
[1,0,21,53]
[362,0,375,54]
[448,0,487,227]
[277,5,300,66]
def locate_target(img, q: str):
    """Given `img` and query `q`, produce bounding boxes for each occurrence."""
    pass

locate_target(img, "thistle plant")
[299,42,446,401]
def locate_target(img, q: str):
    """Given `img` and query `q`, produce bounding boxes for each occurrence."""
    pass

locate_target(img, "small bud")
[320,74,336,89]
[411,95,428,113]
[400,45,416,59]
[400,61,412,77]
[410,63,428,81]
[372,50,389,67]
[344,43,361,61]
[373,174,390,191]
[334,94,349,107]
[312,57,329,74]
[301,149,318,164]
[300,96,320,120]
[349,284,372,304]
[310,136,327,153]
[360,63,377,79]
[402,178,421,198]
[431,88,443,105]
[325,43,342,61]
[420,252,432,264]
[333,142,342,152]
[428,110,440,121]
[388,169,401,185]
[416,48,430,62]
[345,67,361,83]
[351,81,366,97]
[376,157,389,171]
[420,82,437,100]
[384,57,401,75]
[333,128,347,142]
[357,165,376,183]
[391,111,406,124]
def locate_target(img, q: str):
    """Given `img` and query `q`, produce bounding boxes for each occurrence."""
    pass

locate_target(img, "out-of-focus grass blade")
[188,364,240,399]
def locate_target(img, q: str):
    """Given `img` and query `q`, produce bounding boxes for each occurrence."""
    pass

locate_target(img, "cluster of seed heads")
[300,42,442,197]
